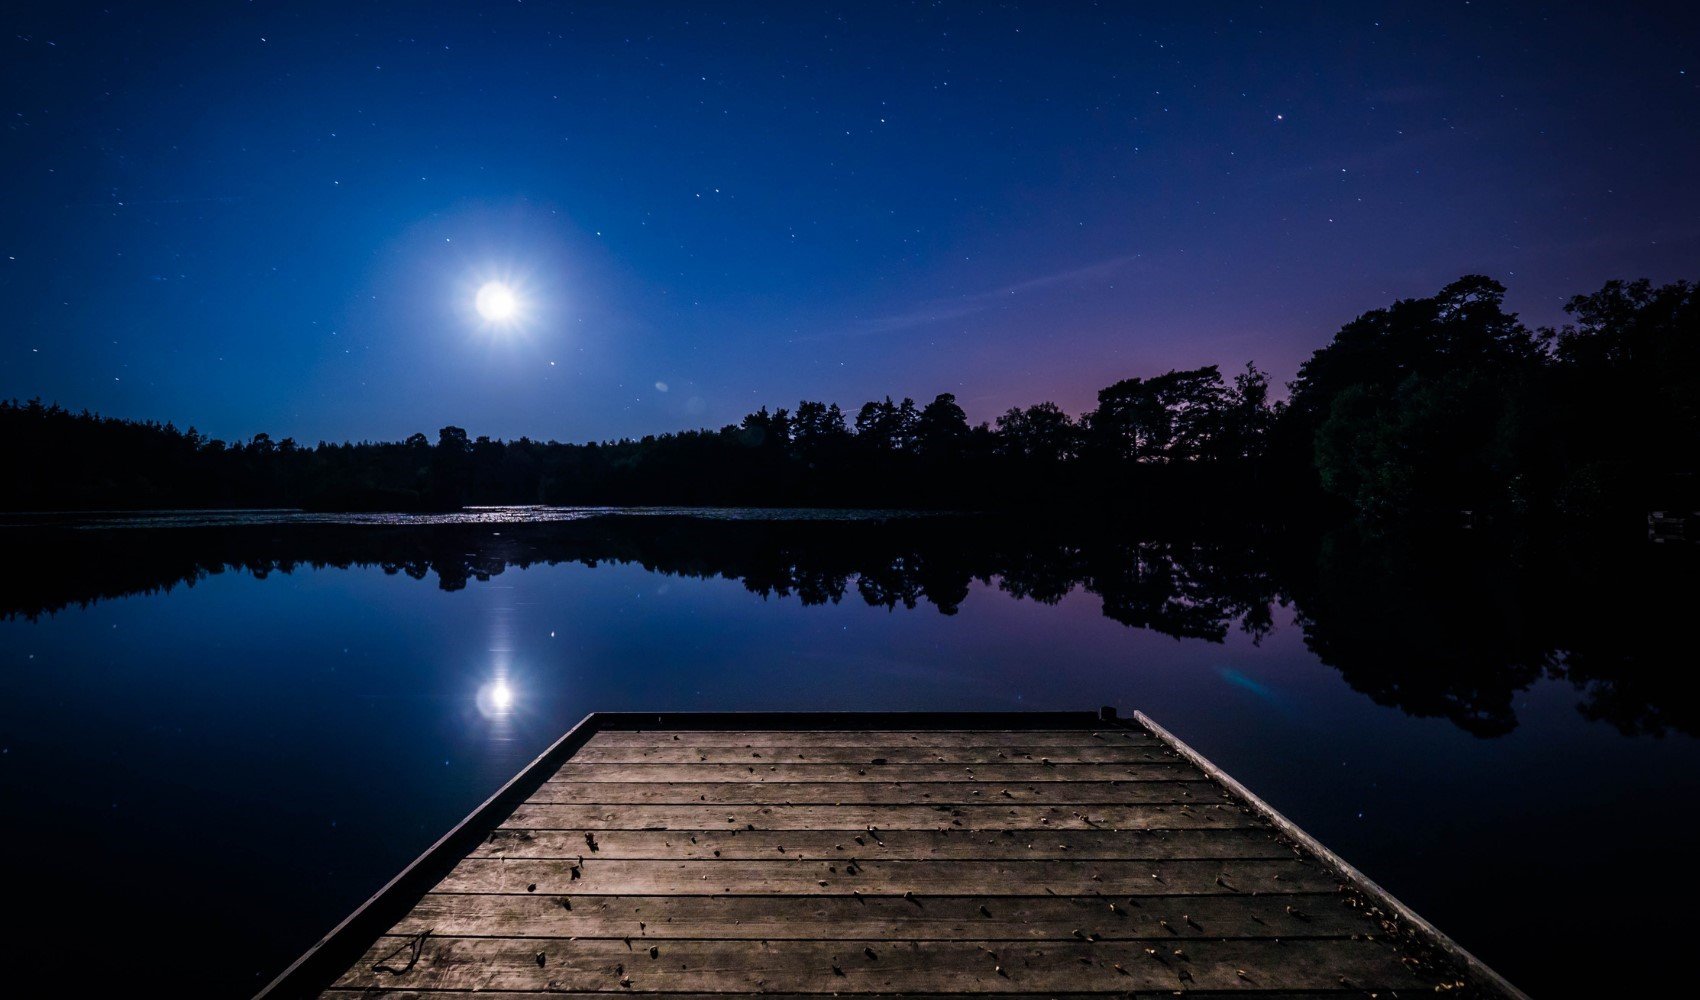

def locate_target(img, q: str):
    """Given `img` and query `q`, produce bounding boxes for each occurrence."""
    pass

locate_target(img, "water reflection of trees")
[1286,526,1698,739]
[1,516,1691,738]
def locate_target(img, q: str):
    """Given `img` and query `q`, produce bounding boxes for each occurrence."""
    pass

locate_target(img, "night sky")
[4,2,1696,444]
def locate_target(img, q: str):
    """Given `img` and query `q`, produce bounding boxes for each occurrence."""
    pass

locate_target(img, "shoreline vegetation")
[4,275,1696,527]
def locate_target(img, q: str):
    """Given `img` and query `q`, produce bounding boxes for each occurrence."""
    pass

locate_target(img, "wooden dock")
[261,710,1527,998]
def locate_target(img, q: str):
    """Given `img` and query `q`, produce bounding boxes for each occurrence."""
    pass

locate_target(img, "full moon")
[475,281,518,321]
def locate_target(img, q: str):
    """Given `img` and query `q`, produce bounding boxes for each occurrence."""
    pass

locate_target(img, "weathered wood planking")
[471,826,1298,859]
[573,745,1174,764]
[585,730,1159,746]
[263,712,1523,999]
[525,779,1228,804]
[386,891,1356,939]
[320,994,1366,1000]
[433,857,1335,895]
[323,992,1363,1000]
[331,936,1430,992]
[500,802,1258,830]
[548,761,1201,781]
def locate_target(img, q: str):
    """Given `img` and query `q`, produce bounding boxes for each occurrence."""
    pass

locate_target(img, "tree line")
[3,274,1695,524]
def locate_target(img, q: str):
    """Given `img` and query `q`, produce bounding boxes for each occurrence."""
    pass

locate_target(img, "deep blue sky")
[3,2,1696,444]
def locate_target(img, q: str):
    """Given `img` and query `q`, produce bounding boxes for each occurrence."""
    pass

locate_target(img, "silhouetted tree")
[854,396,920,452]
[915,393,969,458]
[1087,365,1235,463]
[1213,363,1277,462]
[427,426,473,508]
[1287,276,1545,518]
[1538,278,1700,517]
[793,400,850,452]
[996,402,1079,463]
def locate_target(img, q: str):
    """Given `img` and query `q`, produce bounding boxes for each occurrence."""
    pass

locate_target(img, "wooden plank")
[432,857,1333,896]
[570,745,1175,764]
[324,992,1370,1000]
[332,936,1434,992]
[548,761,1201,782]
[585,730,1158,748]
[472,827,1300,861]
[524,780,1228,806]
[387,891,1365,940]
[587,711,1106,731]
[500,802,1258,831]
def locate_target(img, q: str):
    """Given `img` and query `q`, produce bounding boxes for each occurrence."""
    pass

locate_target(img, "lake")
[1,508,1694,996]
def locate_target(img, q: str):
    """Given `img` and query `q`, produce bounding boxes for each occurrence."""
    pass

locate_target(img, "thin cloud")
[1246,127,1454,191]
[840,253,1148,339]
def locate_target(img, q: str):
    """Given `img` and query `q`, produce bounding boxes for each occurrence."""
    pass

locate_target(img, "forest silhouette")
[4,275,1696,525]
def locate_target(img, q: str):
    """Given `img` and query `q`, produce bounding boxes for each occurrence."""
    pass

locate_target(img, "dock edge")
[1131,709,1532,1000]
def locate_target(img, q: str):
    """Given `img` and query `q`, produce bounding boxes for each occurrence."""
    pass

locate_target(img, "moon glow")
[475,281,519,321]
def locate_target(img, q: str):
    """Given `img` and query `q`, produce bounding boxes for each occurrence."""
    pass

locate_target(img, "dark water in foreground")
[1,508,1696,996]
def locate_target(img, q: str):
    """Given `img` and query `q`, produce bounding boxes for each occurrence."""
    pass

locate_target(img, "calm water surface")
[1,510,1694,996]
